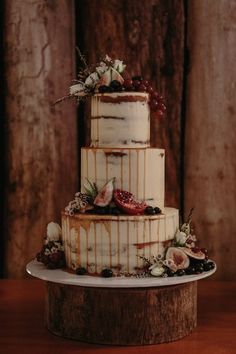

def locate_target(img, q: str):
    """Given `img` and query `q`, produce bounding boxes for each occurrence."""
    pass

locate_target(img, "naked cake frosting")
[37,54,215,278]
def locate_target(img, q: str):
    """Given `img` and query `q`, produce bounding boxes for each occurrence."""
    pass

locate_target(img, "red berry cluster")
[98,75,166,117]
[123,76,166,116]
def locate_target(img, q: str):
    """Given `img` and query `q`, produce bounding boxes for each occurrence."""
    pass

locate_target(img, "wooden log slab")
[45,281,197,345]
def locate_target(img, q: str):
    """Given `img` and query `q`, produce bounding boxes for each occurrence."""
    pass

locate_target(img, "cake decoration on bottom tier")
[36,181,215,278]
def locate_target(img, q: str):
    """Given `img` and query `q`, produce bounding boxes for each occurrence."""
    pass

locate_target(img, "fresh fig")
[113,189,147,215]
[94,178,115,207]
[181,247,206,260]
[165,247,190,270]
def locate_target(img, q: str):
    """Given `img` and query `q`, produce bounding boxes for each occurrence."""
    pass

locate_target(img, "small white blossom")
[113,59,126,73]
[69,83,86,96]
[175,230,187,245]
[46,222,62,242]
[150,265,165,277]
[85,72,99,87]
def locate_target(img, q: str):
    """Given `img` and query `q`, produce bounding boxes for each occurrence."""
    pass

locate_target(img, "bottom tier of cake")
[62,208,179,275]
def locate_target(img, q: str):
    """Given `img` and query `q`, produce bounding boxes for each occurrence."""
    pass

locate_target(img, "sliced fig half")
[181,247,206,260]
[94,178,115,207]
[113,189,147,215]
[165,247,190,270]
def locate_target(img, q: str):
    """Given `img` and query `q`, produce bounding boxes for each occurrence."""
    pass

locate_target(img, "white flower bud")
[46,222,62,242]
[69,84,85,96]
[175,230,187,245]
[150,265,165,277]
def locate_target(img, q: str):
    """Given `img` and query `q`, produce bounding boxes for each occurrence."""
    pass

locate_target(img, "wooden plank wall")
[185,0,236,280]
[77,0,184,209]
[3,1,78,278]
[2,0,235,279]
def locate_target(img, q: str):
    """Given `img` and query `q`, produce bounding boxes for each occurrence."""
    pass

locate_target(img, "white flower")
[181,222,190,235]
[69,83,86,96]
[46,222,62,242]
[150,265,165,277]
[175,230,187,245]
[85,72,100,87]
[96,64,108,76]
[113,59,126,73]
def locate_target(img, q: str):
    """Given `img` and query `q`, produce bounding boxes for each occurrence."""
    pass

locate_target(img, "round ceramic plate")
[26,260,216,288]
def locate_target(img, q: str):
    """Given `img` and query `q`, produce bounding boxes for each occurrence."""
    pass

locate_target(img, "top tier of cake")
[90,92,150,148]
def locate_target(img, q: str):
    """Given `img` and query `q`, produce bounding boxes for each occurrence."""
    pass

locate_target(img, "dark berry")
[111,208,121,215]
[137,84,147,92]
[145,206,155,215]
[133,80,141,88]
[195,263,204,273]
[101,268,113,278]
[151,91,161,100]
[123,79,133,89]
[206,261,215,270]
[147,86,154,94]
[95,207,107,215]
[142,80,149,86]
[150,99,159,111]
[203,263,213,272]
[132,75,143,81]
[185,266,196,275]
[176,269,186,276]
[98,85,110,93]
[154,207,162,214]
[157,103,166,112]
[110,80,122,91]
[76,267,87,275]
[166,268,175,277]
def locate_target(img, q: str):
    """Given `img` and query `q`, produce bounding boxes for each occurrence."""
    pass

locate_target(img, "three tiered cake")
[62,91,179,275]
[37,55,215,278]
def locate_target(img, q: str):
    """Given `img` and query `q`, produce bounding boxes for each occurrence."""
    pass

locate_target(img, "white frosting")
[91,93,150,148]
[81,148,165,208]
[62,208,179,275]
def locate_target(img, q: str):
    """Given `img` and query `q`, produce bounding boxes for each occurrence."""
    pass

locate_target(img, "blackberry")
[145,206,155,215]
[185,266,196,275]
[176,269,186,276]
[110,80,122,91]
[98,85,110,93]
[76,267,87,275]
[166,268,175,277]
[101,268,113,278]
[154,207,162,214]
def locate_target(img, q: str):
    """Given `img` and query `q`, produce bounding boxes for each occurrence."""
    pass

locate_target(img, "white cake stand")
[26,259,216,345]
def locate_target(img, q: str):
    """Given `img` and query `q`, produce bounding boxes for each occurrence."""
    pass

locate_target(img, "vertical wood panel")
[185,0,236,279]
[3,0,78,278]
[77,0,184,208]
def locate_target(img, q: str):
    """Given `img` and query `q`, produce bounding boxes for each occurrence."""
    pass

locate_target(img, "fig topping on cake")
[94,178,115,207]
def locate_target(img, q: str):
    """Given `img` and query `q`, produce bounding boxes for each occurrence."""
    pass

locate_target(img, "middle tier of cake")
[81,147,165,208]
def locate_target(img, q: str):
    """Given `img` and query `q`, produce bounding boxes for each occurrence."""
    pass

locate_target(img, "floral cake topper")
[54,49,166,116]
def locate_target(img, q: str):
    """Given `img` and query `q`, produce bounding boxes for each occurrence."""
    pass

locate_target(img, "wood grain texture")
[45,281,197,345]
[77,0,184,208]
[1,280,236,353]
[185,0,236,280]
[3,0,78,278]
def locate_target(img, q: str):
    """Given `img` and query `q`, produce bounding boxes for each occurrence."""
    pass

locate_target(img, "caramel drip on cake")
[99,95,148,104]
[149,220,151,258]
[136,150,139,198]
[127,220,129,273]
[117,221,120,272]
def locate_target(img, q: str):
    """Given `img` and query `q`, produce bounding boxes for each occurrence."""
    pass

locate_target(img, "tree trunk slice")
[45,281,197,345]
